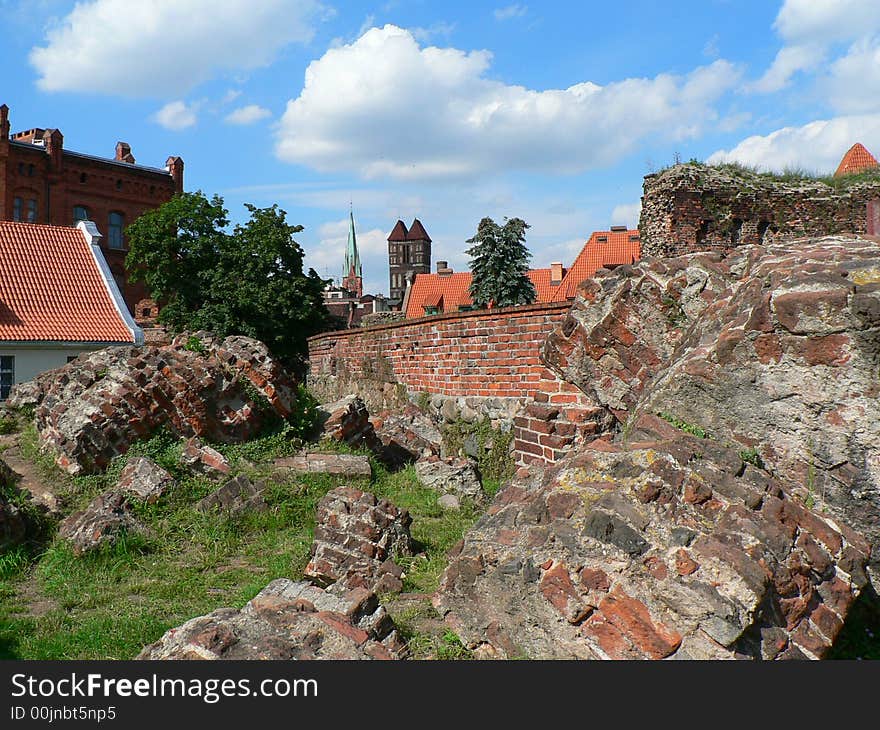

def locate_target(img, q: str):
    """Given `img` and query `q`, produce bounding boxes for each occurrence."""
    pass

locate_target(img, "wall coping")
[308,300,573,343]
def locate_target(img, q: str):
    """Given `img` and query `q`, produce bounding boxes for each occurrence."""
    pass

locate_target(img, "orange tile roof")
[834,143,879,177]
[0,221,136,342]
[404,228,640,317]
[551,229,641,301]
[405,268,562,317]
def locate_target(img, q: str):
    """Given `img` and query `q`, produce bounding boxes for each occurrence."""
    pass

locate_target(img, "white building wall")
[0,344,113,392]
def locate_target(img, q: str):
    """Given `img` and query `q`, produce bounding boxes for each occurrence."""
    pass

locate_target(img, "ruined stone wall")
[639,163,880,258]
[307,303,609,466]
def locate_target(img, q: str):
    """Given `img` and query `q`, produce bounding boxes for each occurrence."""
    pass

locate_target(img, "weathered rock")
[197,475,267,515]
[137,578,405,660]
[438,494,461,511]
[8,332,296,476]
[273,453,371,479]
[305,486,413,592]
[543,236,880,584]
[117,456,174,504]
[180,437,231,478]
[58,491,147,555]
[415,456,483,502]
[434,417,869,659]
[320,396,383,452]
[373,406,442,466]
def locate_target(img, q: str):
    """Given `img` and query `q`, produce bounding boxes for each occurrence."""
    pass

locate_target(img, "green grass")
[0,427,483,659]
[657,411,710,440]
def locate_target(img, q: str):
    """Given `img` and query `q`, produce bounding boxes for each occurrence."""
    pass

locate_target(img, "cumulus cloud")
[305,218,390,294]
[275,25,739,181]
[30,0,322,96]
[494,4,527,21]
[707,114,880,173]
[153,100,199,130]
[754,0,880,92]
[611,202,642,229]
[225,104,272,125]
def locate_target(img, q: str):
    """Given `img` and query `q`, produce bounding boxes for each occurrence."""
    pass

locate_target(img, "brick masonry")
[639,162,880,258]
[308,302,610,466]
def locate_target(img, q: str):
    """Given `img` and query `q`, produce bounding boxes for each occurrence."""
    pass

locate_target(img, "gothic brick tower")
[387,218,431,303]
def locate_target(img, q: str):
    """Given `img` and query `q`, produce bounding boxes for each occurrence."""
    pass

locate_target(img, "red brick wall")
[308,302,607,465]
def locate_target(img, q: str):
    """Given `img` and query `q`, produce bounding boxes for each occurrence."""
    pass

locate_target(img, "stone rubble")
[137,578,405,660]
[414,456,483,503]
[434,414,870,660]
[7,332,296,476]
[116,456,175,504]
[57,491,148,555]
[543,236,880,586]
[305,486,414,593]
[272,453,372,479]
[196,475,268,515]
[179,437,232,478]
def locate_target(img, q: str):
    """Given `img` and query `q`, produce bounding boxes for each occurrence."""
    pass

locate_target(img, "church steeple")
[342,207,363,298]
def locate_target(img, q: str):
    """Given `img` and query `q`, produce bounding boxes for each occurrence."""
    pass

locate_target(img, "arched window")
[108,212,125,249]
[73,205,89,223]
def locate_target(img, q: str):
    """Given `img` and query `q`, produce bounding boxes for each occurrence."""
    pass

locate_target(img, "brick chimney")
[436,260,453,276]
[45,128,63,172]
[550,262,564,285]
[115,141,135,164]
[0,104,9,142]
[165,156,184,193]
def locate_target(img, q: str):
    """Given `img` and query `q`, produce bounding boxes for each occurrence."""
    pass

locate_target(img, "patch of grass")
[0,416,19,435]
[0,545,30,580]
[392,601,473,660]
[739,447,764,470]
[183,335,206,354]
[658,412,710,440]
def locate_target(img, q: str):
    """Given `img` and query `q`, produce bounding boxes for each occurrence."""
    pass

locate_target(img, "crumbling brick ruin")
[639,162,880,258]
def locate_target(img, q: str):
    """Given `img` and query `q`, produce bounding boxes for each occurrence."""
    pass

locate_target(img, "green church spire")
[344,207,362,280]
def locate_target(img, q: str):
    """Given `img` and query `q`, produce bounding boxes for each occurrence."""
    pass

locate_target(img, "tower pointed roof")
[834,143,879,177]
[388,219,408,242]
[407,218,431,242]
[344,209,361,279]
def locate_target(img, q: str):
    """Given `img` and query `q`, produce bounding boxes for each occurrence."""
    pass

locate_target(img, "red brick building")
[0,103,183,315]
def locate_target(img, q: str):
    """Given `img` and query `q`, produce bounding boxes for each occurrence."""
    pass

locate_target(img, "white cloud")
[30,0,322,96]
[494,4,527,21]
[305,218,390,295]
[152,100,199,131]
[221,89,243,105]
[707,114,880,173]
[611,202,641,229]
[275,25,740,181]
[225,104,272,125]
[824,38,880,114]
[754,0,880,92]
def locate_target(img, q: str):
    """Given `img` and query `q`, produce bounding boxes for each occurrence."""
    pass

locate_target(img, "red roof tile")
[0,221,136,342]
[551,229,640,301]
[834,143,879,177]
[406,218,432,242]
[405,269,561,317]
[388,220,409,242]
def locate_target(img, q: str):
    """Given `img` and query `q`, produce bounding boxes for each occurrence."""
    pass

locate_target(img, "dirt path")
[0,433,63,515]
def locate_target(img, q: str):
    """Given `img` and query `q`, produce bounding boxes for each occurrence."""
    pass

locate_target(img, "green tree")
[126,191,332,374]
[466,216,536,308]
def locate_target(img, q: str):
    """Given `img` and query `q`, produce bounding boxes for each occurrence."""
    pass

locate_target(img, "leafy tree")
[126,191,332,374]
[465,217,536,308]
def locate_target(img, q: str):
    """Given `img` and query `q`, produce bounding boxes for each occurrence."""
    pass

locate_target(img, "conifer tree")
[466,216,537,308]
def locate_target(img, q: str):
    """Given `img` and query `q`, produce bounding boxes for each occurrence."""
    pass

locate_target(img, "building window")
[424,306,439,316]
[0,356,14,400]
[26,199,37,223]
[73,205,89,223]
[12,197,22,221]
[108,212,125,249]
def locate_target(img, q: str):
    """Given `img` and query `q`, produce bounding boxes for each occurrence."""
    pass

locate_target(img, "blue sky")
[3,0,880,296]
